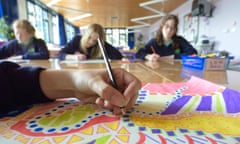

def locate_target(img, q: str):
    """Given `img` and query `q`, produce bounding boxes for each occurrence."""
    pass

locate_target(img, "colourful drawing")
[0,76,240,144]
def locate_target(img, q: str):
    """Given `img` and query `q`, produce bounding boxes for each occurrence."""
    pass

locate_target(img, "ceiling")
[40,0,187,29]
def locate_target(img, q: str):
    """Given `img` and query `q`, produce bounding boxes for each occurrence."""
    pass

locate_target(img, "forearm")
[65,54,78,60]
[39,69,78,99]
[39,68,141,114]
[39,69,98,100]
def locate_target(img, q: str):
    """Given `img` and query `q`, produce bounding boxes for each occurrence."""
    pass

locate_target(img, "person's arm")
[136,39,160,61]
[0,39,19,59]
[22,38,50,59]
[175,36,198,59]
[0,61,51,112]
[57,35,83,60]
[39,68,141,114]
[0,61,141,114]
[104,42,123,60]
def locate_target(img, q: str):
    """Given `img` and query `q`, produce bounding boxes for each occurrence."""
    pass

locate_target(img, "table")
[1,59,240,144]
[20,59,239,91]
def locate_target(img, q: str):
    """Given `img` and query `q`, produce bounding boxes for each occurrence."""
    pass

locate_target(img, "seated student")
[136,14,197,61]
[0,19,49,60]
[0,61,141,115]
[57,23,123,60]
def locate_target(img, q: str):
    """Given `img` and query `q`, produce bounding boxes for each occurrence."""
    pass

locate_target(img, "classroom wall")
[138,0,240,59]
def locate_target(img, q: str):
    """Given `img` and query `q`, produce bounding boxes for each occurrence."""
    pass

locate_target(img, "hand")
[40,68,141,115]
[145,53,160,61]
[76,53,87,60]
[65,53,87,60]
[91,68,141,114]
[7,55,22,60]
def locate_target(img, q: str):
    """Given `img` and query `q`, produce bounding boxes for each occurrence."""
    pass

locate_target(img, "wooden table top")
[19,59,239,91]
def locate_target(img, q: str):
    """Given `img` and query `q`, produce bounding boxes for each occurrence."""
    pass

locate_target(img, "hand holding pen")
[96,38,141,114]
[146,46,160,61]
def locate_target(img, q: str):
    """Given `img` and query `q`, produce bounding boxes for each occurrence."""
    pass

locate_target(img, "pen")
[97,38,125,114]
[151,46,156,54]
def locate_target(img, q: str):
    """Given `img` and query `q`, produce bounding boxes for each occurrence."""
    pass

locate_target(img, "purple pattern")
[222,88,240,113]
[151,129,161,134]
[196,96,212,111]
[161,96,191,115]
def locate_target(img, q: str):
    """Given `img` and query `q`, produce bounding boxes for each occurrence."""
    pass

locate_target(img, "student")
[58,23,123,60]
[136,14,197,61]
[0,19,49,60]
[0,61,141,115]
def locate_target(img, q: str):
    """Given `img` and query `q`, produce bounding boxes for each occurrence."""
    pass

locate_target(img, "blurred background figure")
[0,19,49,60]
[136,14,197,61]
[57,23,122,61]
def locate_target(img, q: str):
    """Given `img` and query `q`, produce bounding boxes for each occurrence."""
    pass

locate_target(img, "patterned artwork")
[0,76,240,144]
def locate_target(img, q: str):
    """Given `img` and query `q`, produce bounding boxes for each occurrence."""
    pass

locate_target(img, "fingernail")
[104,100,109,107]
[120,107,126,115]
[95,97,100,104]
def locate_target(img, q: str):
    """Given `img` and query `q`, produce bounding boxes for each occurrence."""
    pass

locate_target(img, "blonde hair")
[81,23,105,59]
[12,19,35,35]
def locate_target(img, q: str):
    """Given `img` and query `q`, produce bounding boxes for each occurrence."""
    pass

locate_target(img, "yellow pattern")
[31,138,44,144]
[53,136,67,143]
[116,135,129,143]
[7,121,16,127]
[3,131,15,139]
[109,138,119,144]
[97,125,109,133]
[18,137,30,144]
[14,134,30,143]
[39,140,51,144]
[105,121,120,131]
[131,112,240,135]
[118,127,129,135]
[67,135,83,143]
[80,127,94,135]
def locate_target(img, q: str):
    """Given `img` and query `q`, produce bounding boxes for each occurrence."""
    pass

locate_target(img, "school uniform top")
[136,36,197,59]
[0,61,52,113]
[0,37,50,59]
[57,35,123,60]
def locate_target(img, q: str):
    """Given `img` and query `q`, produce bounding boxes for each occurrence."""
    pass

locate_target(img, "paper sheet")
[1,76,240,143]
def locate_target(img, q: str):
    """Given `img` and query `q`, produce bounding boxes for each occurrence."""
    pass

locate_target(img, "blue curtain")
[0,0,18,24]
[128,32,135,49]
[58,14,67,46]
[0,1,3,18]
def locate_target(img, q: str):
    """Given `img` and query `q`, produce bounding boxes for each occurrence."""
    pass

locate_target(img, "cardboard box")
[205,58,226,70]
[181,56,228,70]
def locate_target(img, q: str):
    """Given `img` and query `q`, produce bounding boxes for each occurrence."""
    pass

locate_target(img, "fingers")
[95,97,123,115]
[122,74,141,109]
[112,68,141,109]
[88,68,141,115]
[77,54,87,60]
[146,54,159,61]
[88,76,126,107]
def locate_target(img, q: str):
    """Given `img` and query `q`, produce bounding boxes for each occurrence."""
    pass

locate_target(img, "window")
[26,0,59,44]
[105,28,128,48]
[65,22,76,42]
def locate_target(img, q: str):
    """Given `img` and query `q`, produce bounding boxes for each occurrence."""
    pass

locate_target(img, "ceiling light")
[139,0,166,6]
[130,0,166,29]
[69,13,92,21]
[47,0,61,7]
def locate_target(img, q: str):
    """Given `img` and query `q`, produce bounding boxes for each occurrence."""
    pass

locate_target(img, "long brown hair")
[81,23,105,58]
[155,14,179,49]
